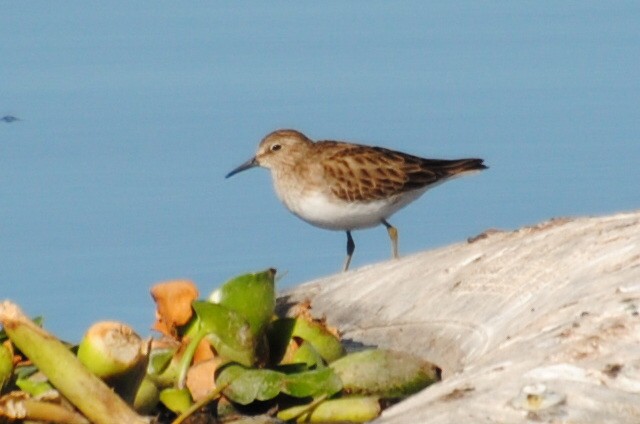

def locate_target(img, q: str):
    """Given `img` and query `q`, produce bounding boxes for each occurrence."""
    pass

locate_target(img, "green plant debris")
[330,349,441,398]
[277,396,381,423]
[0,344,12,392]
[0,269,441,423]
[217,364,342,405]
[159,387,193,414]
[208,269,276,338]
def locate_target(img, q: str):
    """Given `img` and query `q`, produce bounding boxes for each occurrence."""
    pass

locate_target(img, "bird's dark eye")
[270,144,282,152]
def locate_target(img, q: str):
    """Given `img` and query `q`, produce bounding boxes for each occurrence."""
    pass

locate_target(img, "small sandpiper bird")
[226,129,487,271]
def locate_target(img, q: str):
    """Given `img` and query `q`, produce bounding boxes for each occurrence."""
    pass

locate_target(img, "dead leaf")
[151,280,199,337]
[193,339,215,364]
[186,358,222,401]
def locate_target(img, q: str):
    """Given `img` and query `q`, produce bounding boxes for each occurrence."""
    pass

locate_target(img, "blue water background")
[1,3,639,340]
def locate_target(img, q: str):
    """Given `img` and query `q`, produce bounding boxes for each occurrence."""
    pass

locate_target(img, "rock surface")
[278,210,640,423]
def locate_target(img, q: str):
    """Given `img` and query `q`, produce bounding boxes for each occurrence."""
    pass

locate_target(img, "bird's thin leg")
[343,230,355,272]
[382,219,399,259]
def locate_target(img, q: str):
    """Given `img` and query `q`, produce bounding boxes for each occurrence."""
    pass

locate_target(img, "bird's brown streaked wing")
[316,142,436,202]
[316,141,486,203]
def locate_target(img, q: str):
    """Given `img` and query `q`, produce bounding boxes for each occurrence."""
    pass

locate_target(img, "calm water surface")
[1,3,639,340]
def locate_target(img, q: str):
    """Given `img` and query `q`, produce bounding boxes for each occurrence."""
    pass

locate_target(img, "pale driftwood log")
[279,210,640,423]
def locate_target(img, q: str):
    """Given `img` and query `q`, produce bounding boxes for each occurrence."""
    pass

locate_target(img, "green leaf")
[192,301,256,366]
[291,318,344,363]
[291,341,325,369]
[175,302,256,389]
[217,364,284,405]
[330,349,440,398]
[208,269,276,338]
[283,367,342,398]
[147,347,176,376]
[217,364,343,405]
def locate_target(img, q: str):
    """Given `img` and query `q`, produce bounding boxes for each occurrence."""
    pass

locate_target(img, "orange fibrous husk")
[193,339,215,364]
[186,358,223,401]
[151,280,199,337]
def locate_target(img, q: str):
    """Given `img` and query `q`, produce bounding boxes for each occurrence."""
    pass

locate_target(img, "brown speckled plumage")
[309,140,486,202]
[226,129,488,271]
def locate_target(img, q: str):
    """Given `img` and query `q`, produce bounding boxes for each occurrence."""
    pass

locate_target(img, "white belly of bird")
[278,188,430,231]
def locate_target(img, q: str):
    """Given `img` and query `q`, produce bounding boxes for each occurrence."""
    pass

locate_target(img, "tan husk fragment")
[0,301,148,424]
[0,391,90,424]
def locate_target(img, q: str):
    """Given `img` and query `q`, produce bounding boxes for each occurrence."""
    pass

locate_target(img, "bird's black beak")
[226,157,259,178]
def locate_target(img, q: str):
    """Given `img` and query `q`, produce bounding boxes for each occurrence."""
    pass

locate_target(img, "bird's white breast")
[275,186,430,231]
